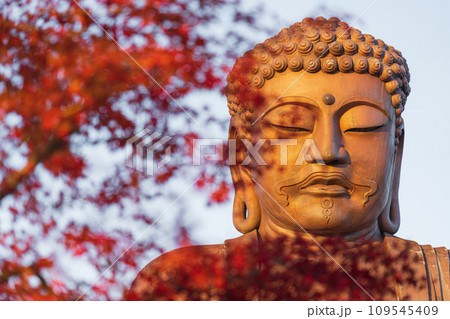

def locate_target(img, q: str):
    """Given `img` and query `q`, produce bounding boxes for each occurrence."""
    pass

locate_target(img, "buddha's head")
[226,17,410,240]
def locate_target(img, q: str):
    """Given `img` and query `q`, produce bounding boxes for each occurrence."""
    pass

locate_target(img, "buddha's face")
[249,71,397,236]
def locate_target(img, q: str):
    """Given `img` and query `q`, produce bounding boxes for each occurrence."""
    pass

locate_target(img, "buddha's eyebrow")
[261,96,318,118]
[338,96,391,120]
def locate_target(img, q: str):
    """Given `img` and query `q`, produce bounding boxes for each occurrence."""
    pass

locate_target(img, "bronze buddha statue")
[128,17,449,301]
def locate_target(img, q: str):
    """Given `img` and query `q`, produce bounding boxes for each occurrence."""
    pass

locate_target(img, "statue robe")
[128,231,450,301]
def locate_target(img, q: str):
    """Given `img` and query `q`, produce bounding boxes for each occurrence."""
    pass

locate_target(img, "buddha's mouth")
[297,174,353,196]
[275,168,378,207]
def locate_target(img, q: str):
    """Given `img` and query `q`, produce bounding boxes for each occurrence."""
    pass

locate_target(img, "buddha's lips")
[275,168,378,207]
[297,174,353,195]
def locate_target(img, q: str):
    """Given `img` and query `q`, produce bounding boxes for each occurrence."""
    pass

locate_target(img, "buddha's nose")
[306,123,349,165]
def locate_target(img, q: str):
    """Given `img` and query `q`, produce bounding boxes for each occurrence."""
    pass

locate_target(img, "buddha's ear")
[229,122,261,234]
[379,129,404,234]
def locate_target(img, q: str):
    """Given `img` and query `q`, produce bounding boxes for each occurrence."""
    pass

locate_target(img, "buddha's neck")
[258,211,384,249]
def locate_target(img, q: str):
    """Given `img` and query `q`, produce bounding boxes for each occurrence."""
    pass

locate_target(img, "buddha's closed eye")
[340,105,390,134]
[264,103,315,133]
[344,124,386,133]
[269,123,311,133]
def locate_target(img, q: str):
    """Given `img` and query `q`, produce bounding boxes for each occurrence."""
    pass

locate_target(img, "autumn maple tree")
[0,0,266,300]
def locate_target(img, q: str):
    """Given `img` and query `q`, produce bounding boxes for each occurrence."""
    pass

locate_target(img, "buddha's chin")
[289,205,367,235]
[291,215,348,235]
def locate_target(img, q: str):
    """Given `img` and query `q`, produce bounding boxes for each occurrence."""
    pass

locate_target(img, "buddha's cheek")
[343,131,396,222]
[249,137,301,189]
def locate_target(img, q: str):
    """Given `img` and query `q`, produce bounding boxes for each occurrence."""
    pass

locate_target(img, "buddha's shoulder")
[144,244,226,269]
[127,232,257,300]
[385,235,450,301]
[127,244,226,300]
[385,235,449,253]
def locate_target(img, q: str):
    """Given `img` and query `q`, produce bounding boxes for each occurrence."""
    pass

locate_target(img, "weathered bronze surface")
[129,17,449,301]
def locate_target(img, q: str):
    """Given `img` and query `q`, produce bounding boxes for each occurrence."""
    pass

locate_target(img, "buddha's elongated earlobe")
[229,123,261,234]
[379,131,404,234]
[232,186,261,234]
